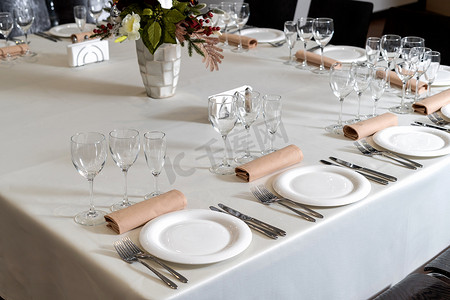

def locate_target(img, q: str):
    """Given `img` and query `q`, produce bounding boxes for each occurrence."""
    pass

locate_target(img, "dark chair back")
[246,0,297,30]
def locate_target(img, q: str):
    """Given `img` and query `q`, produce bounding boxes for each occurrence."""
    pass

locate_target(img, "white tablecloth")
[1,35,449,300]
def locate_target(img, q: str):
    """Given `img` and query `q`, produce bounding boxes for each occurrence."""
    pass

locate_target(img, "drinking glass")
[14,7,34,46]
[262,94,282,154]
[284,21,297,65]
[0,12,13,46]
[220,2,234,49]
[235,89,262,164]
[311,18,334,74]
[424,51,441,97]
[143,131,166,199]
[389,58,417,114]
[88,0,104,25]
[71,132,108,226]
[208,94,238,175]
[410,46,431,103]
[231,2,250,53]
[369,65,388,117]
[401,36,425,98]
[380,34,401,91]
[365,37,380,65]
[109,129,140,211]
[350,62,372,122]
[296,17,314,70]
[73,5,87,32]
[325,62,356,134]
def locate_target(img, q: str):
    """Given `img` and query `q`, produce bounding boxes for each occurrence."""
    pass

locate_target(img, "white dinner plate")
[432,66,450,86]
[240,28,285,43]
[139,209,252,264]
[314,45,366,63]
[441,103,450,119]
[272,165,371,207]
[373,126,450,157]
[49,23,97,38]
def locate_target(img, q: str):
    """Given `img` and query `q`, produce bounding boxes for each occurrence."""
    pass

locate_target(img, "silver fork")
[255,185,323,219]
[122,237,188,283]
[428,112,449,126]
[250,186,316,222]
[113,240,178,289]
[354,141,418,169]
[359,139,423,168]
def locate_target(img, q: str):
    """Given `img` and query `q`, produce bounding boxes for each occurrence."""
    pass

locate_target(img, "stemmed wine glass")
[208,94,238,175]
[401,36,424,98]
[262,94,282,155]
[296,17,314,70]
[231,2,250,53]
[380,34,401,91]
[73,5,87,32]
[0,12,13,47]
[71,132,108,226]
[284,21,297,65]
[143,131,166,199]
[389,57,417,114]
[88,0,104,25]
[109,129,140,211]
[369,65,388,117]
[365,37,380,65]
[325,62,356,134]
[220,2,233,49]
[14,6,36,57]
[424,51,441,97]
[410,46,431,103]
[235,89,262,164]
[351,62,372,122]
[311,18,334,74]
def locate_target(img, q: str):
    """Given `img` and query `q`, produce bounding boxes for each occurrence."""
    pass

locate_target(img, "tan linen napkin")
[384,70,427,94]
[294,50,338,69]
[104,189,187,234]
[343,113,398,140]
[235,144,303,182]
[0,44,29,57]
[71,31,95,43]
[412,88,450,115]
[218,33,257,49]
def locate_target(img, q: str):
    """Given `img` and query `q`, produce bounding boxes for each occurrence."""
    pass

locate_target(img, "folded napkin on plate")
[71,31,95,43]
[104,189,187,234]
[412,88,450,115]
[218,33,257,49]
[343,112,398,140]
[235,144,303,182]
[383,70,427,94]
[0,44,29,57]
[294,50,338,69]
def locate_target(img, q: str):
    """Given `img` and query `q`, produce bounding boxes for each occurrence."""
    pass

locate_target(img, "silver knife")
[412,121,450,133]
[35,32,58,42]
[320,160,389,185]
[329,157,397,182]
[218,203,286,237]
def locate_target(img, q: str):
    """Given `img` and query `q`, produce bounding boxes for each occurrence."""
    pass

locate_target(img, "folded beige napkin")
[0,44,29,57]
[104,189,187,234]
[235,144,303,182]
[384,70,427,94]
[343,112,398,140]
[218,33,257,49]
[412,88,450,115]
[295,50,338,69]
[71,31,95,43]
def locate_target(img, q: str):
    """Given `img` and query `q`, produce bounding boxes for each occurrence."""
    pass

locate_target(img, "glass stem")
[244,125,250,157]
[427,84,432,97]
[122,169,128,205]
[222,135,229,166]
[414,75,419,103]
[224,24,229,45]
[357,93,361,119]
[153,173,160,195]
[269,132,274,151]
[319,46,324,70]
[237,27,243,50]
[338,97,344,126]
[401,81,406,108]
[386,62,392,89]
[303,42,307,65]
[373,99,378,115]
[88,178,96,216]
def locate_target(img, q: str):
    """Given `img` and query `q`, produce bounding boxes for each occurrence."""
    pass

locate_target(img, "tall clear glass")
[311,18,334,74]
[230,2,250,53]
[144,131,166,199]
[284,21,297,65]
[73,5,87,32]
[401,36,425,98]
[380,34,401,91]
[369,65,388,117]
[424,51,441,97]
[0,12,13,46]
[88,0,104,25]
[410,46,431,103]
[365,37,380,65]
[220,2,234,49]
[389,58,417,114]
[14,7,34,47]
[296,17,314,70]
[262,94,282,154]
[351,62,372,122]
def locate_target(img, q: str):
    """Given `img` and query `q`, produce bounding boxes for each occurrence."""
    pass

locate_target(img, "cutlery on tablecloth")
[428,112,449,126]
[113,240,178,289]
[35,32,59,42]
[329,157,397,182]
[411,121,450,133]
[320,160,389,185]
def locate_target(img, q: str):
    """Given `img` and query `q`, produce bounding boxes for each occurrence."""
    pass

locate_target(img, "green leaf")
[163,21,177,44]
[164,9,186,23]
[120,3,143,18]
[142,8,153,16]
[146,21,163,53]
[173,1,188,12]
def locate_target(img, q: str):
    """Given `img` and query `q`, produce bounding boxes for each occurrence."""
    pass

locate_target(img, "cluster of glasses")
[70,129,167,226]
[74,0,105,33]
[283,17,334,74]
[216,2,250,53]
[208,90,282,175]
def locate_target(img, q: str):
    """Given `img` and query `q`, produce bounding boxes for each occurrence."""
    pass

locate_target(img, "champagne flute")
[284,21,297,65]
[73,5,87,32]
[14,7,36,57]
[424,51,440,97]
[369,65,388,117]
[88,0,104,25]
[380,34,401,91]
[71,132,108,226]
[410,46,431,103]
[231,2,250,53]
[109,129,140,211]
[143,131,166,199]
[208,94,238,175]
[325,63,356,134]
[365,37,380,65]
[296,17,314,70]
[389,58,417,114]
[351,62,372,122]
[220,2,233,49]
[401,36,425,98]
[311,18,334,74]
[0,12,13,47]
[262,94,282,155]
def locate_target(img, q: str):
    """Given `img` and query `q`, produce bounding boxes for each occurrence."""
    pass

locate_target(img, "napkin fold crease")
[0,44,29,57]
[294,50,338,69]
[412,88,450,115]
[343,112,398,140]
[218,34,257,49]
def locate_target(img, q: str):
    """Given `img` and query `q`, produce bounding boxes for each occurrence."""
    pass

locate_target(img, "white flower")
[158,0,172,9]
[119,13,141,41]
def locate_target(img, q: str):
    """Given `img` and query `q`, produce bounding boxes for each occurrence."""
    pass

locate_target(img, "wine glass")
[351,62,372,122]
[262,94,282,155]
[0,12,13,47]
[73,5,87,32]
[389,58,417,114]
[14,7,36,57]
[424,51,441,97]
[401,36,425,98]
[410,46,431,103]
[220,2,234,49]
[325,62,356,134]
[284,21,297,65]
[230,2,250,53]
[88,0,104,25]
[296,17,314,70]
[143,131,166,199]
[365,37,380,65]
[71,132,108,226]
[380,34,401,91]
[235,89,262,164]
[109,129,140,211]
[208,94,238,175]
[369,65,388,117]
[311,18,334,74]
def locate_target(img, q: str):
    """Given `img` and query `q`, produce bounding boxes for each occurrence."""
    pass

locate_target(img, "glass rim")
[109,128,139,139]
[144,130,166,139]
[71,132,105,144]
[208,94,237,103]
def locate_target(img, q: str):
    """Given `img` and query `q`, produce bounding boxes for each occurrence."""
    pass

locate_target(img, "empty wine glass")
[235,89,262,164]
[88,0,104,25]
[73,5,87,32]
[208,94,238,175]
[71,132,108,226]
[311,18,334,74]
[109,129,140,211]
[0,12,13,46]
[410,46,431,103]
[143,131,166,199]
[401,36,425,99]
[14,6,36,57]
[380,34,401,91]
[365,37,380,65]
[325,62,356,134]
[220,2,233,49]
[296,17,314,70]
[351,62,372,122]
[231,2,250,53]
[262,94,282,154]
[369,65,388,117]
[284,21,297,65]
[389,58,417,114]
[424,51,441,97]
